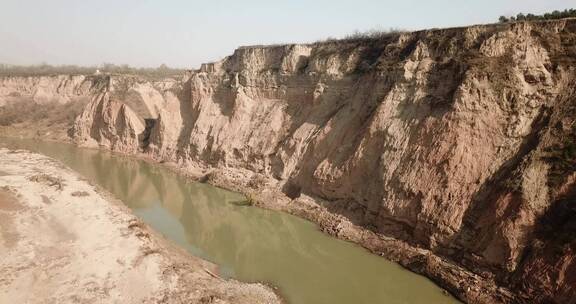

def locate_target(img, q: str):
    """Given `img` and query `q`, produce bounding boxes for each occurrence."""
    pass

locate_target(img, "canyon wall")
[0,74,179,142]
[1,19,575,304]
[0,75,106,140]
[71,75,182,153]
[0,75,99,106]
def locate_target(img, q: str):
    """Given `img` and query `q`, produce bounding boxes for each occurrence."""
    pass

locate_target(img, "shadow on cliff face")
[278,33,472,239]
[273,25,574,284]
[175,78,195,159]
[512,186,576,304]
[275,73,392,181]
[448,107,552,269]
[444,80,576,302]
[421,59,468,115]
[139,118,156,149]
[212,81,236,118]
[508,88,576,304]
[269,35,409,179]
[170,31,469,182]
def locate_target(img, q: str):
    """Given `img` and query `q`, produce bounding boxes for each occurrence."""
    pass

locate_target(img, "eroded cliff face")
[150,20,575,303]
[3,19,575,304]
[0,74,181,143]
[143,21,574,298]
[71,75,182,153]
[0,75,111,140]
[0,75,101,106]
[73,92,144,153]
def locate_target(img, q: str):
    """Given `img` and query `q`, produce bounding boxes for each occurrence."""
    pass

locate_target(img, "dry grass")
[0,63,186,79]
[0,98,87,127]
[313,28,406,45]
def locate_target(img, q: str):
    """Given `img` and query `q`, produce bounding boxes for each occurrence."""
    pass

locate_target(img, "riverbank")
[74,134,509,303]
[171,164,515,304]
[1,133,504,303]
[0,148,280,304]
[1,133,490,303]
[82,146,512,303]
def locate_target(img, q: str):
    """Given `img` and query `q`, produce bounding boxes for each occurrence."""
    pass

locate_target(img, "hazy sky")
[0,0,573,68]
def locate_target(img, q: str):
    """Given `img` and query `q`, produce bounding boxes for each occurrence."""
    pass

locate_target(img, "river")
[0,138,460,304]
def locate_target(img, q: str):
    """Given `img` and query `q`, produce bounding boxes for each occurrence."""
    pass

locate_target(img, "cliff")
[2,18,575,304]
[0,75,106,140]
[0,75,100,106]
[71,75,181,152]
[0,74,178,142]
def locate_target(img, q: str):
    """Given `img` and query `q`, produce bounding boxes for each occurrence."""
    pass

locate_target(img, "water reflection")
[0,138,460,304]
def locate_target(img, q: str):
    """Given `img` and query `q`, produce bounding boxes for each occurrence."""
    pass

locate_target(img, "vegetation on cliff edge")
[499,8,576,23]
[0,63,186,79]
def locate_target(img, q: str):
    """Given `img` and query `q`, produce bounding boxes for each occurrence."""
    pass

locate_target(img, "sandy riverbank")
[0,148,280,304]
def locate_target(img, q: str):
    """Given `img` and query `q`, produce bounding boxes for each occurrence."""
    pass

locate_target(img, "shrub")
[313,28,406,45]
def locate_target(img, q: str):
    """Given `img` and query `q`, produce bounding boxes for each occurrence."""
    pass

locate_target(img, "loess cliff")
[1,19,575,304]
[0,75,106,140]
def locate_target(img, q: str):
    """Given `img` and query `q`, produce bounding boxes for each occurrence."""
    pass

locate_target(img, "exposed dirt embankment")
[1,18,575,304]
[0,148,280,304]
[0,74,180,142]
[0,75,100,141]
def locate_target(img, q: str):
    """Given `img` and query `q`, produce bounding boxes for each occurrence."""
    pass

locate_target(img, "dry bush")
[71,191,90,197]
[313,28,406,45]
[28,174,65,190]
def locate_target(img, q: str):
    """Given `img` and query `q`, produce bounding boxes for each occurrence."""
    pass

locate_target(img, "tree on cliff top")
[499,8,576,23]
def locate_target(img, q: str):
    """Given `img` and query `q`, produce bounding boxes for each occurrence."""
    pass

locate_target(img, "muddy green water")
[1,138,460,304]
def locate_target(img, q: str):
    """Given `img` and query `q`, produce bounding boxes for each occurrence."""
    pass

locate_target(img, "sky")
[0,0,573,68]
